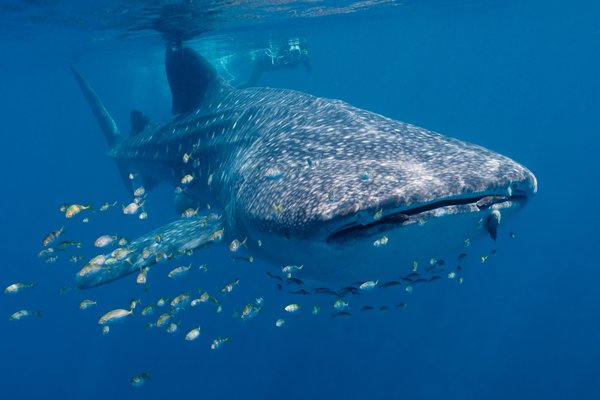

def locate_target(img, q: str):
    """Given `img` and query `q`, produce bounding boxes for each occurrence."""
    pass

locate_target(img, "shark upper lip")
[325,190,529,244]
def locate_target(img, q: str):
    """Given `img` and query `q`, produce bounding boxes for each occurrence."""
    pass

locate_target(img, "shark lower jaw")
[324,190,530,245]
[241,182,535,282]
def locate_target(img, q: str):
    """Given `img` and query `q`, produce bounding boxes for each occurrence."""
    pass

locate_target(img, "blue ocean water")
[1,1,599,399]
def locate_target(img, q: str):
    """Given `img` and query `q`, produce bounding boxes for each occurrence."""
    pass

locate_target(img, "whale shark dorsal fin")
[130,110,150,135]
[166,43,228,115]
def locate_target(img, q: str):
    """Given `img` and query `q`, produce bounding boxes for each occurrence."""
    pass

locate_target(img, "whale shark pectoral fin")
[75,214,224,289]
[71,65,135,197]
[130,110,150,135]
[166,42,229,114]
[70,65,121,146]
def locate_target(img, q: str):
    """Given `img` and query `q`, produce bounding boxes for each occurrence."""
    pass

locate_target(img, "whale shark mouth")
[325,191,529,244]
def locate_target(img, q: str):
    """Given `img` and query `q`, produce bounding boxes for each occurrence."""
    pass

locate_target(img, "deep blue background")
[1,1,599,399]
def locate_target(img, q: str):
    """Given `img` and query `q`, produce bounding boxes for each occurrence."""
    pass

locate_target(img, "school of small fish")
[1,180,514,389]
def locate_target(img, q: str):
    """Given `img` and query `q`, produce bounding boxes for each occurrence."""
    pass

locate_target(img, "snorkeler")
[238,37,311,88]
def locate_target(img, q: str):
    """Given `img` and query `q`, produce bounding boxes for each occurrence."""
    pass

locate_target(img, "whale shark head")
[229,94,537,281]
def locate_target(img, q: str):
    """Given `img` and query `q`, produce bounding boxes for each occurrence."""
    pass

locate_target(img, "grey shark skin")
[73,44,537,284]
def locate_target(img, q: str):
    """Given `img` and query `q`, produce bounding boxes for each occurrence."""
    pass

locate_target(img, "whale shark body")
[72,44,537,288]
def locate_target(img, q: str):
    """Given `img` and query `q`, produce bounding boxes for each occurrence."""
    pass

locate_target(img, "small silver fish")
[170,293,191,311]
[373,209,383,220]
[359,280,378,291]
[136,267,150,285]
[141,305,154,316]
[168,264,191,279]
[130,299,141,310]
[42,226,64,247]
[37,248,55,258]
[373,236,389,247]
[94,235,117,248]
[79,299,97,310]
[103,258,119,266]
[156,313,171,327]
[228,238,247,252]
[98,309,132,325]
[221,279,240,294]
[133,186,145,197]
[156,298,168,307]
[88,254,106,265]
[99,201,117,211]
[210,337,230,350]
[9,310,42,321]
[284,304,300,313]
[198,292,210,303]
[131,372,151,387]
[166,322,179,333]
[122,202,141,215]
[190,299,201,307]
[65,204,91,218]
[281,265,303,275]
[4,282,34,294]
[77,264,103,279]
[155,252,169,263]
[241,304,259,321]
[181,208,198,218]
[112,248,134,261]
[209,229,225,243]
[333,300,348,311]
[185,327,201,341]
[180,174,194,185]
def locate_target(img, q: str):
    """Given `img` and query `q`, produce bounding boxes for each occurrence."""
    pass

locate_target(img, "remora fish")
[71,42,537,287]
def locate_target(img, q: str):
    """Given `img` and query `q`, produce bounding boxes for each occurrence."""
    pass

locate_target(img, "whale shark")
[72,43,537,289]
